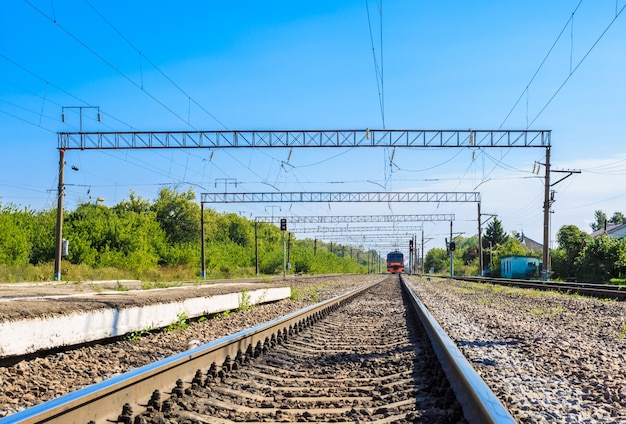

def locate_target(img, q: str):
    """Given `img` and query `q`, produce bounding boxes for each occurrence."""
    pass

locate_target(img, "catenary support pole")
[542,147,551,280]
[201,202,206,279]
[255,220,259,276]
[54,149,65,281]
[478,202,483,276]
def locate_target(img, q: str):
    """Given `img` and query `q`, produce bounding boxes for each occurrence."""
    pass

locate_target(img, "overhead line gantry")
[54,128,552,281]
[255,214,454,223]
[201,190,478,278]
[58,129,550,149]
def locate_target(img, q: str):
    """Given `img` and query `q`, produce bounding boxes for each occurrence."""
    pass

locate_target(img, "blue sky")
[1,1,625,254]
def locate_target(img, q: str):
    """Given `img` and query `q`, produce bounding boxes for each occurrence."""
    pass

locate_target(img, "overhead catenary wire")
[499,0,585,130]
[365,0,385,129]
[528,2,626,127]
[23,0,194,130]
[18,2,299,206]
[82,0,228,129]
[0,52,134,130]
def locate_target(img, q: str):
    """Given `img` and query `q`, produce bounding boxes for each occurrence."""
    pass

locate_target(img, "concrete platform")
[0,281,291,358]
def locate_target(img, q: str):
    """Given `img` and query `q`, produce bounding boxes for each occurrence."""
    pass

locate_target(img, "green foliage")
[610,212,625,225]
[238,288,252,311]
[0,203,35,265]
[151,188,200,244]
[488,237,539,277]
[425,248,448,273]
[551,225,589,280]
[575,235,626,282]
[164,312,189,332]
[590,210,608,232]
[483,218,509,248]
[0,188,368,282]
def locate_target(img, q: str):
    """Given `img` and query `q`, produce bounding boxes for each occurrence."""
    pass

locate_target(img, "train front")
[386,251,405,274]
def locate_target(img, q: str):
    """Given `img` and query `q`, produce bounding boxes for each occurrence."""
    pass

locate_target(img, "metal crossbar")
[58,129,550,149]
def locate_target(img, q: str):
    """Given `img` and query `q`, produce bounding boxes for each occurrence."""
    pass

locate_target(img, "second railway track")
[5,276,514,423]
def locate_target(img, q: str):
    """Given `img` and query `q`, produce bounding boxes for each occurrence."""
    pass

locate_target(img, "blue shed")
[501,255,541,279]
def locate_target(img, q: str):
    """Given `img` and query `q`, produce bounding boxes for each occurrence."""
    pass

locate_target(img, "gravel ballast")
[405,276,626,423]
[2,274,625,423]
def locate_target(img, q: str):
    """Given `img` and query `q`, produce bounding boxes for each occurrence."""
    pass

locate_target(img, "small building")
[501,255,541,279]
[515,232,543,253]
[590,223,626,240]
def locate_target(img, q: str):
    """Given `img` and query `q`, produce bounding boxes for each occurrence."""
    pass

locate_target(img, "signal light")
[280,218,287,231]
[449,241,456,252]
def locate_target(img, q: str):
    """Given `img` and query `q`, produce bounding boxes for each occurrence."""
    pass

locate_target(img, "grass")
[528,305,565,317]
[108,281,130,291]
[238,288,252,311]
[163,312,189,332]
[619,324,626,339]
[290,284,321,303]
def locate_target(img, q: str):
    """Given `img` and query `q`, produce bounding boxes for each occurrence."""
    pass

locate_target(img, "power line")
[499,0,585,129]
[528,2,626,127]
[82,0,227,130]
[365,0,385,129]
[0,52,134,130]
[23,0,193,129]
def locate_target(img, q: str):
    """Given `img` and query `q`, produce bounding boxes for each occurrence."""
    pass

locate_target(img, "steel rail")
[450,275,626,300]
[4,277,517,423]
[2,281,378,424]
[400,275,516,424]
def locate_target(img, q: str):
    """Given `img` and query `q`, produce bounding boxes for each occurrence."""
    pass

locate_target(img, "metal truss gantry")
[201,192,480,204]
[255,214,454,224]
[58,129,550,150]
[200,191,473,277]
[54,128,553,281]
[291,226,424,234]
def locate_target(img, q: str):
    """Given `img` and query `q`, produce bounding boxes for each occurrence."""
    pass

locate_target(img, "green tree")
[551,225,588,280]
[590,210,608,232]
[64,202,166,271]
[488,237,538,277]
[113,190,151,214]
[0,203,34,265]
[482,218,509,268]
[609,211,624,225]
[30,209,57,264]
[575,235,626,282]
[151,188,200,244]
[425,248,448,273]
[483,218,509,248]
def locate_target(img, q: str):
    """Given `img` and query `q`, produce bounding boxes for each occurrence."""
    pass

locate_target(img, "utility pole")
[448,221,454,277]
[539,147,581,281]
[478,209,497,277]
[477,202,482,276]
[55,106,101,281]
[542,147,551,281]
[421,229,425,275]
[53,149,65,281]
[254,220,259,276]
[201,202,206,279]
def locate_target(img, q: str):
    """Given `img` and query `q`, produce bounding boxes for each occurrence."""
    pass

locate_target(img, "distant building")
[590,223,626,240]
[501,255,541,279]
[515,232,543,253]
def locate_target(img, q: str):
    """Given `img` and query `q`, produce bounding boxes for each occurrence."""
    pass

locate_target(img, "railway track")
[3,276,515,423]
[450,275,626,300]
